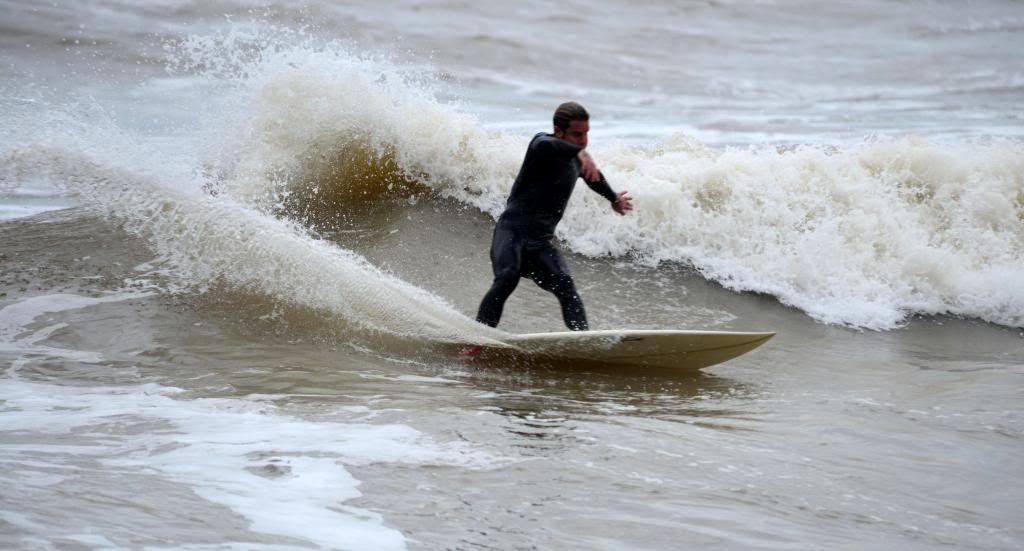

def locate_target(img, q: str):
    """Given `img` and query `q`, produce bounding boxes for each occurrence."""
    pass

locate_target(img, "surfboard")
[472,329,774,371]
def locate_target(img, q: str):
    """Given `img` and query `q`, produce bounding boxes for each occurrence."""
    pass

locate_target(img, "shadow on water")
[422,355,766,453]
[410,344,763,417]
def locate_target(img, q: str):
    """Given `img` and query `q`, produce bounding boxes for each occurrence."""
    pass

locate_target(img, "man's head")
[553,101,589,148]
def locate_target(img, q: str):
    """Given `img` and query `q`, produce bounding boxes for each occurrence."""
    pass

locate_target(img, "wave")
[6,26,1023,332]
[189,30,1021,331]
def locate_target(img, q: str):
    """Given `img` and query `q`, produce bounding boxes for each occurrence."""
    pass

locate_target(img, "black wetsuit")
[475,133,618,330]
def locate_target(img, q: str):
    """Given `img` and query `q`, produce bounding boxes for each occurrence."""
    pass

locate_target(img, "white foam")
[547,136,1023,330]
[0,376,506,550]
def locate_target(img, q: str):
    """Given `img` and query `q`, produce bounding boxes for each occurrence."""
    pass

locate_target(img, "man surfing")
[470,102,632,353]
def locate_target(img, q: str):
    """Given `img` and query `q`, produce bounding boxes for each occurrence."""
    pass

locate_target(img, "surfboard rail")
[477,329,775,371]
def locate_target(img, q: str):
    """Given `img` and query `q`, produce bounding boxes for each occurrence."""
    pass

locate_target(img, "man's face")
[555,119,589,148]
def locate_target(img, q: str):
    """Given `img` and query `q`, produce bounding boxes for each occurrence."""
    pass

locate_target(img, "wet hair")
[553,102,589,130]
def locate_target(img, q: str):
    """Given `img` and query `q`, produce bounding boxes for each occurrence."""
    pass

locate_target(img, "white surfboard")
[476,329,775,371]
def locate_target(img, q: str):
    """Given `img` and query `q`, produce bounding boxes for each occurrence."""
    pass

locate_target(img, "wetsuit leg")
[475,224,523,328]
[523,241,589,331]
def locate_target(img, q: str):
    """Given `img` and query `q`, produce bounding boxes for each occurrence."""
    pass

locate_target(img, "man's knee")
[491,268,520,294]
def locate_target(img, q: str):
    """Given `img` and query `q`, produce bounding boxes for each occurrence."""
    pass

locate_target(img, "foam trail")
[5,143,507,346]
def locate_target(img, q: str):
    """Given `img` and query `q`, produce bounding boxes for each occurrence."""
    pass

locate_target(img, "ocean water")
[2,1,1023,549]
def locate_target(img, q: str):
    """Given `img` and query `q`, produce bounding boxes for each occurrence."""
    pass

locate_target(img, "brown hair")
[553,102,589,130]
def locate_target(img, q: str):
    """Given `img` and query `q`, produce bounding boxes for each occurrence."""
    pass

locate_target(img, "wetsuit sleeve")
[584,171,618,203]
[532,134,584,159]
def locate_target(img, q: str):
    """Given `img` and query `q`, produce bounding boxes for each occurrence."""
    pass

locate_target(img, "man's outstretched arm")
[579,158,633,216]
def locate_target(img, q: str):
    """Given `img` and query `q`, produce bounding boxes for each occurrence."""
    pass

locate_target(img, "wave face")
[5,26,1023,332]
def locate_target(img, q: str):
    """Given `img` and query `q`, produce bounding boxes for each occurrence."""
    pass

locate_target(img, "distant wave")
[913,17,1024,37]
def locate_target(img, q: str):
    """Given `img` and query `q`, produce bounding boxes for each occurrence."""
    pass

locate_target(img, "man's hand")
[577,150,600,183]
[612,191,633,215]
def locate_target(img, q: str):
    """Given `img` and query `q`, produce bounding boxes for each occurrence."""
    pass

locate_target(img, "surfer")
[473,102,632,341]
